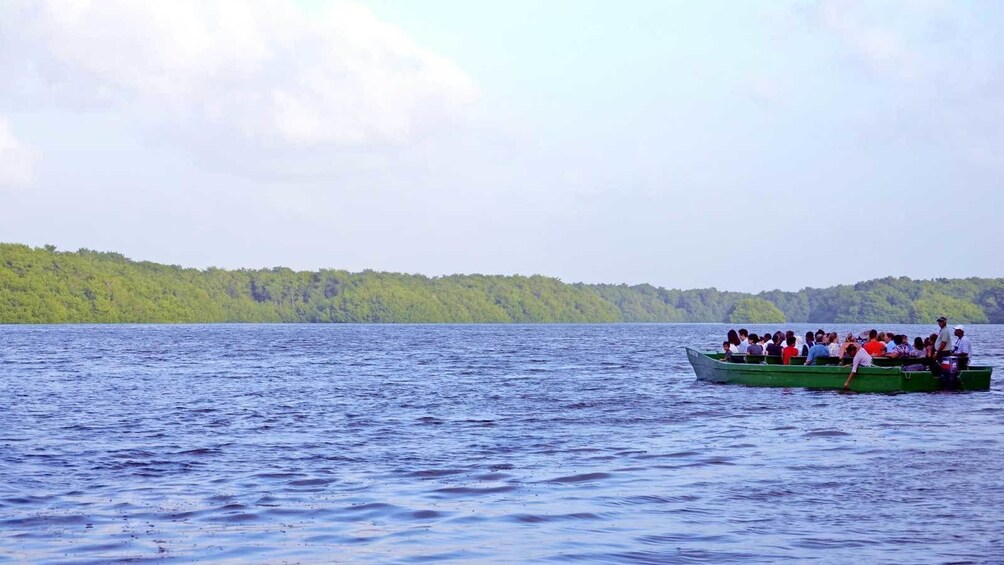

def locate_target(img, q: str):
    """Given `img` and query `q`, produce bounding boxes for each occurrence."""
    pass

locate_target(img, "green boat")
[685,348,993,393]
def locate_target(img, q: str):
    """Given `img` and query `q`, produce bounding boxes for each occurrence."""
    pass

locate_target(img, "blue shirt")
[805,343,831,365]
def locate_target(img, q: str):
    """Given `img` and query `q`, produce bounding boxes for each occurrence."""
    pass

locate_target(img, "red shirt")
[782,346,799,365]
[863,340,885,356]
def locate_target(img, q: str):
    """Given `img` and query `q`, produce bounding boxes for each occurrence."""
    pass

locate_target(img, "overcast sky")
[1,0,1002,292]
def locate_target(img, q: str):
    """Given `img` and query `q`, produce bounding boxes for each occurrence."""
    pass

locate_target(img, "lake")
[1,324,1002,563]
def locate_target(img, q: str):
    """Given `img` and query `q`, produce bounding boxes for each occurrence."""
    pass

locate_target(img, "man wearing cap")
[934,316,953,360]
[953,325,972,369]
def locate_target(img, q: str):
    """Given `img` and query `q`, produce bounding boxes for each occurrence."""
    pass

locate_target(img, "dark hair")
[846,343,858,354]
[786,336,796,346]
[723,341,731,348]
[914,337,924,349]
[748,333,759,343]
[869,329,878,340]
[816,329,825,336]
[805,331,814,342]
[773,331,783,343]
[727,329,740,346]
[739,328,748,338]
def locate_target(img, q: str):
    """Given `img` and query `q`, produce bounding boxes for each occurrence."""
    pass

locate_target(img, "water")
[1,324,1002,564]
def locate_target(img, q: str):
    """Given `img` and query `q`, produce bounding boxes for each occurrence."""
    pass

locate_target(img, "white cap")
[954,325,965,331]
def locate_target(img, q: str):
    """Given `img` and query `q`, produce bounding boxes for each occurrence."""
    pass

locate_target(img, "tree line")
[1,243,1002,324]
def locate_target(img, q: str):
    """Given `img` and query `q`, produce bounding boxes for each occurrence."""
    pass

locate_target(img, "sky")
[1,0,1002,292]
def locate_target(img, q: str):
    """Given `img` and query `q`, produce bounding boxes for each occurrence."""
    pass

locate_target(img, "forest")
[2,243,1002,324]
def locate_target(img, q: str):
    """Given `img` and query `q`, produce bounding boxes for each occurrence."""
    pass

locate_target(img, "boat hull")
[685,348,992,393]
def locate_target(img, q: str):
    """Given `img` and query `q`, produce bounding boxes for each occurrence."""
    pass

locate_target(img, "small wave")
[405,469,467,478]
[508,512,601,523]
[803,430,852,438]
[252,472,305,480]
[431,485,517,496]
[546,472,612,483]
[288,478,334,487]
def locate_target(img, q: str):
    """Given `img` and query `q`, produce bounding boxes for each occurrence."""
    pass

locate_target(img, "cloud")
[815,0,915,78]
[0,118,35,187]
[0,0,478,148]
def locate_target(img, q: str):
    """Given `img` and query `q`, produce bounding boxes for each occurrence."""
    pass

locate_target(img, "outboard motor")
[939,356,962,391]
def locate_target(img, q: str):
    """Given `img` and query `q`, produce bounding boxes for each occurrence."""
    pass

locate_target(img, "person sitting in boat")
[885,335,912,358]
[925,333,939,359]
[722,341,734,362]
[901,337,930,372]
[952,325,971,370]
[746,334,764,356]
[765,333,783,357]
[726,329,741,353]
[804,337,831,365]
[737,328,750,353]
[842,343,873,389]
[826,332,842,358]
[800,331,815,356]
[876,331,891,354]
[785,330,801,352]
[839,333,857,358]
[782,336,799,365]
[863,329,886,356]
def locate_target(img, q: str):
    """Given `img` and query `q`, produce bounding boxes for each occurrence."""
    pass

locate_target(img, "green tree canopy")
[1,242,1002,324]
[726,298,786,324]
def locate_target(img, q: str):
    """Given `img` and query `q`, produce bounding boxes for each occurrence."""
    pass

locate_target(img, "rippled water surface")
[2,324,1003,563]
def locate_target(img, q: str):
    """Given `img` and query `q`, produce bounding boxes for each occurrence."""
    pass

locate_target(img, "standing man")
[953,325,972,369]
[934,316,953,360]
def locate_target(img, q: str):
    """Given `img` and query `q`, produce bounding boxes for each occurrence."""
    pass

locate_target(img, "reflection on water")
[1,323,1002,563]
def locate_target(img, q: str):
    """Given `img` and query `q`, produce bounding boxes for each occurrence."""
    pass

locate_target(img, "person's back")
[863,340,885,356]
[843,343,873,389]
[863,330,885,356]
[766,334,783,357]
[746,334,764,356]
[851,345,873,371]
[801,332,814,356]
[805,342,830,365]
[782,336,799,365]
[827,333,841,357]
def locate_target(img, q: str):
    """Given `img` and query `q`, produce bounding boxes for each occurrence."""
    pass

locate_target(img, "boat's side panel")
[685,348,991,392]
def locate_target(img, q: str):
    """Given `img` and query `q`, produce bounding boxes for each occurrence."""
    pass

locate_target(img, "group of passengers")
[721,316,973,373]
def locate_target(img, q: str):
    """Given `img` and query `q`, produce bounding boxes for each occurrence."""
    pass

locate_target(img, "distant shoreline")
[2,242,1001,325]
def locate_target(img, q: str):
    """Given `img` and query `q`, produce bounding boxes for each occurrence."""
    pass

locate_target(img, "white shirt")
[738,339,749,354]
[953,335,972,356]
[934,326,953,353]
[728,344,739,354]
[851,349,873,373]
[828,342,842,357]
